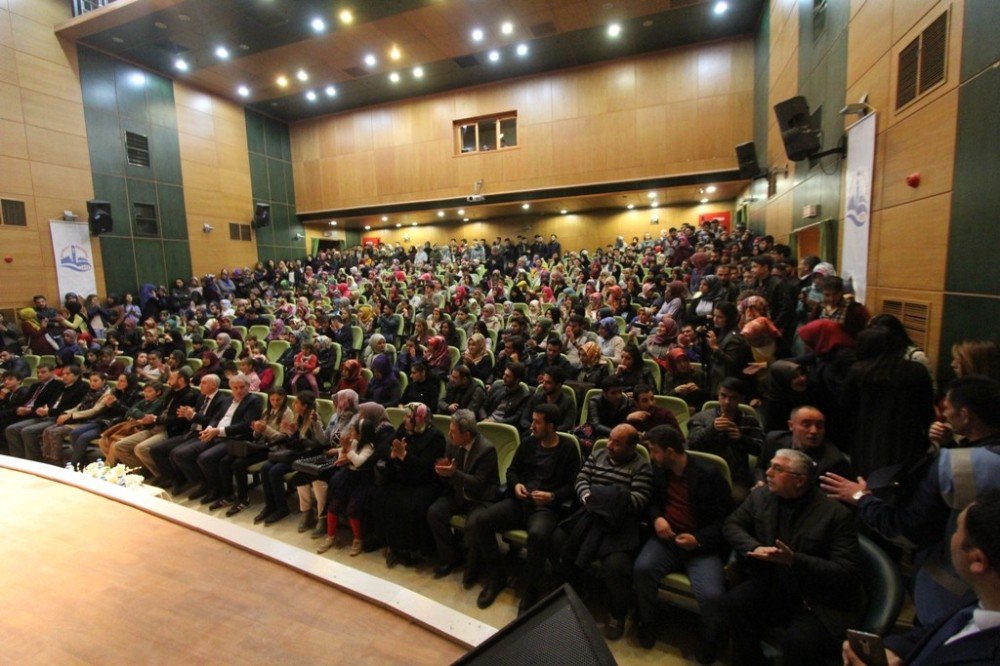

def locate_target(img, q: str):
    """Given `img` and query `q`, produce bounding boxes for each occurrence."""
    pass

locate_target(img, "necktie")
[24,381,45,409]
[910,605,976,666]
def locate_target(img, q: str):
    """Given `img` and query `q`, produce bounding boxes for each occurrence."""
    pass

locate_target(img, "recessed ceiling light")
[463,217,470,222]
[311,17,326,32]
[395,223,402,228]
[706,185,717,193]
[713,1,729,16]
[560,209,568,215]
[389,45,401,60]
[381,216,388,222]
[174,58,189,72]
[276,75,288,87]
[627,204,635,209]
[128,72,145,86]
[329,220,337,226]
[296,69,309,82]
[488,50,500,62]
[339,9,353,24]
[521,203,530,210]
[325,85,337,97]
[607,23,622,38]
[516,43,528,57]
[501,21,514,35]
[647,191,656,198]
[237,85,250,97]
[177,13,190,21]
[305,90,317,101]
[239,44,250,51]
[364,225,371,230]
[471,28,484,42]
[215,46,230,60]
[700,198,709,203]
[411,222,417,227]
[364,53,377,67]
[437,211,445,217]
[651,202,659,209]
[111,36,124,43]
[388,72,400,83]
[412,66,424,78]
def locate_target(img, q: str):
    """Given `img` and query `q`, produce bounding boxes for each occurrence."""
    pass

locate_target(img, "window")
[896,11,949,110]
[229,223,252,241]
[132,202,158,236]
[125,131,151,168]
[454,113,517,154]
[0,199,27,226]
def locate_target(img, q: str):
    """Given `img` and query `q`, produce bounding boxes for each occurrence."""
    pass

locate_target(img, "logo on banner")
[845,171,870,228]
[60,245,93,273]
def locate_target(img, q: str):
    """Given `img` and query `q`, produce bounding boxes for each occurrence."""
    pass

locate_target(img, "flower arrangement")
[69,460,144,489]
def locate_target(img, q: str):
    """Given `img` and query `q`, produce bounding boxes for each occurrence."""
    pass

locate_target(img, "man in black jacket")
[518,366,576,436]
[398,360,439,412]
[634,425,732,660]
[480,362,530,426]
[9,365,87,461]
[755,405,853,486]
[438,364,486,416]
[0,371,32,438]
[115,367,199,475]
[722,448,862,666]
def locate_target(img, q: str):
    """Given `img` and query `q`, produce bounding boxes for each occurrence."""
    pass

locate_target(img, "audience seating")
[643,358,662,392]
[315,398,334,428]
[701,400,759,420]
[654,395,691,436]
[577,388,603,426]
[22,354,39,376]
[266,339,289,363]
[248,325,270,340]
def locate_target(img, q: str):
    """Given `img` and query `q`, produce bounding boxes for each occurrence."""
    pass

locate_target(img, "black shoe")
[462,562,481,590]
[386,549,400,568]
[200,491,221,505]
[477,577,505,609]
[188,485,208,501]
[517,588,539,617]
[694,636,717,664]
[226,500,250,517]
[433,559,461,579]
[264,508,290,525]
[637,622,656,650]
[253,508,270,524]
[209,496,233,511]
[169,481,188,496]
[605,616,625,641]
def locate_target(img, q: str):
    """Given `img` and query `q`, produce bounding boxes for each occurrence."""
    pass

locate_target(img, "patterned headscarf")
[404,401,429,434]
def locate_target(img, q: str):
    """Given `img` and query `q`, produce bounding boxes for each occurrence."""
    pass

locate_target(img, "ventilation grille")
[881,299,930,348]
[919,12,947,93]
[454,55,479,69]
[229,223,252,241]
[529,21,556,37]
[896,40,919,108]
[125,131,150,167]
[133,202,158,236]
[0,199,27,226]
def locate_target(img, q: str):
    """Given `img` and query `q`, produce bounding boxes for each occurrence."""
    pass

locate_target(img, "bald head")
[607,423,640,463]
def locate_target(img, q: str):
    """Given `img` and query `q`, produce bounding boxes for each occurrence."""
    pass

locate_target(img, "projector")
[466,194,485,202]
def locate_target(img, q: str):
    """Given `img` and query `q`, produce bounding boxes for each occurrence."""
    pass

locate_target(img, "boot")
[297,507,317,533]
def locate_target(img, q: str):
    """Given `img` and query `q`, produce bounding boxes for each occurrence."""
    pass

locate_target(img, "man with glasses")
[722,448,861,666]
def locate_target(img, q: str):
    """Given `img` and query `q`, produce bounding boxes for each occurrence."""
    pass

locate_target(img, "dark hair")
[751,255,773,269]
[410,360,428,374]
[644,424,685,454]
[506,361,525,381]
[800,255,821,271]
[713,302,739,330]
[146,381,165,395]
[295,390,317,411]
[63,365,83,378]
[868,313,915,348]
[532,402,562,427]
[542,365,566,385]
[820,275,845,293]
[621,344,641,367]
[452,364,471,380]
[965,490,1000,571]
[947,375,1000,429]
[719,376,748,397]
[633,383,654,397]
[600,375,624,392]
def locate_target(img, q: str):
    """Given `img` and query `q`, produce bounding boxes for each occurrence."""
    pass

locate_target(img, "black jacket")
[157,386,200,437]
[647,455,733,556]
[505,435,581,505]
[755,431,854,485]
[186,391,232,434]
[50,379,89,417]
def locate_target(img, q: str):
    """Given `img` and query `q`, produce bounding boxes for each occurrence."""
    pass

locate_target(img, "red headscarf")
[797,320,854,356]
[426,336,449,368]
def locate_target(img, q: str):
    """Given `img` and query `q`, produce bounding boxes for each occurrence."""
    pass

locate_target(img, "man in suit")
[8,365,88,462]
[148,373,230,494]
[0,371,32,439]
[843,490,1000,665]
[426,409,499,584]
[4,363,62,455]
[755,405,853,486]
[722,447,862,666]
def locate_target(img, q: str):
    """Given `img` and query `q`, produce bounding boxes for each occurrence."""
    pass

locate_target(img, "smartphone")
[847,629,889,666]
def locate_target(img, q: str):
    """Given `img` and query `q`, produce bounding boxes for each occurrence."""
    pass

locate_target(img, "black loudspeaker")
[455,585,615,666]
[86,200,113,235]
[252,202,270,229]
[774,95,821,161]
[735,141,761,179]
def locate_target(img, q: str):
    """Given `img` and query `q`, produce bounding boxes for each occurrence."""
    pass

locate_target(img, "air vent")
[454,55,479,69]
[343,66,366,78]
[881,299,930,348]
[529,21,556,38]
[125,131,150,167]
[919,12,947,93]
[896,40,919,109]
[0,198,27,226]
[243,3,288,28]
[133,202,158,236]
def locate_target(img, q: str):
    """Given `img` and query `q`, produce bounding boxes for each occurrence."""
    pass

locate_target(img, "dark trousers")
[171,437,213,486]
[721,575,840,666]
[148,433,194,484]
[218,450,267,501]
[551,528,635,621]
[260,460,293,513]
[471,498,560,587]
[68,422,105,468]
[195,441,231,494]
[427,494,489,564]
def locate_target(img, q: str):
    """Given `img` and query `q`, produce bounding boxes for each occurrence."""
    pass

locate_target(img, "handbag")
[226,439,267,458]
[267,446,300,464]
[292,454,336,476]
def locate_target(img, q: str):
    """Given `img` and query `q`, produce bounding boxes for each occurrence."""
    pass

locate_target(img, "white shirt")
[946,605,1000,645]
[217,396,243,436]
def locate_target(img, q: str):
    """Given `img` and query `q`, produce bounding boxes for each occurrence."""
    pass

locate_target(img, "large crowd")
[2,221,999,665]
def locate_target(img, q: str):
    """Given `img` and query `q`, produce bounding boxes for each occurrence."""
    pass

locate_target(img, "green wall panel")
[157,184,187,240]
[246,108,300,261]
[114,62,149,123]
[151,125,182,185]
[86,109,126,176]
[146,75,176,130]
[245,110,265,155]
[961,1,1000,82]
[267,157,287,204]
[163,241,192,282]
[133,239,166,287]
[78,45,116,112]
[99,236,136,296]
[938,294,1000,379]
[249,152,269,200]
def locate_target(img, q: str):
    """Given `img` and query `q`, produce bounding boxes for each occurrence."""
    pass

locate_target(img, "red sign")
[361,236,381,247]
[699,211,731,231]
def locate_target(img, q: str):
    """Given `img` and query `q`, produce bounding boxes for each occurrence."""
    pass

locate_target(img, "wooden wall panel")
[880,90,957,209]
[846,0,893,88]
[877,193,951,291]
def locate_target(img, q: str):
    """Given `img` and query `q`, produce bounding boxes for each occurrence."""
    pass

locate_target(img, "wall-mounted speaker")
[86,200,113,235]
[774,96,822,161]
[252,202,270,229]
[735,141,761,179]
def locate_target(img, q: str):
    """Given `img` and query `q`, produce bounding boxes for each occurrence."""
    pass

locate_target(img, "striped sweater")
[575,447,653,514]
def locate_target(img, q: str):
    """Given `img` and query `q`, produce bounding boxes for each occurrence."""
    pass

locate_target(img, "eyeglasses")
[767,463,806,476]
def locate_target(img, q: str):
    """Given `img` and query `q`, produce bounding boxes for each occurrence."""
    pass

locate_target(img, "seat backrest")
[655,395,691,435]
[560,384,578,418]
[557,431,582,466]
[448,346,460,371]
[687,450,732,488]
[330,342,342,371]
[397,371,409,394]
[266,339,289,363]
[858,535,905,634]
[268,362,284,389]
[185,358,203,372]
[456,327,468,350]
[701,400,759,420]
[350,326,364,352]
[591,438,649,462]
[315,398,334,428]
[478,422,521,485]
[578,387,604,425]
[432,413,451,436]
[386,406,406,429]
[231,325,248,339]
[249,325,270,340]
[643,358,662,392]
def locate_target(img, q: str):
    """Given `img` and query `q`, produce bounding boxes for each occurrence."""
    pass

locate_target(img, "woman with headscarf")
[540,285,555,305]
[739,316,789,398]
[424,335,452,382]
[641,317,679,369]
[215,332,237,361]
[356,304,375,335]
[462,333,494,384]
[758,359,812,433]
[796,319,857,446]
[316,402,393,557]
[584,292,604,322]
[373,401,447,567]
[191,351,222,386]
[664,347,709,409]
[267,318,286,342]
[19,307,55,354]
[690,275,725,322]
[597,316,625,364]
[738,294,770,328]
[365,353,402,407]
[362,333,388,369]
[480,303,503,336]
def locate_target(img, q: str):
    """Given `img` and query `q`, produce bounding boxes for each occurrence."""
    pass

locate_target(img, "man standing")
[755,405,853,485]
[723,448,861,665]
[470,404,581,612]
[634,425,731,660]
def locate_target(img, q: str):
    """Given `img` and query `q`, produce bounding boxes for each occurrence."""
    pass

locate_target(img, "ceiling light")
[437,211,445,217]
[276,75,288,87]
[364,53,377,67]
[339,9,353,24]
[305,90,317,101]
[411,222,418,227]
[521,203,530,210]
[560,209,568,215]
[325,85,337,97]
[607,23,622,38]
[329,220,337,226]
[713,1,729,16]
[457,208,465,215]
[647,191,656,198]
[395,223,402,228]
[651,203,659,209]
[463,217,470,222]
[627,204,635,209]
[516,43,528,57]
[388,72,400,83]
[700,198,709,203]
[111,36,124,43]
[706,185,717,193]
[471,28,484,42]
[364,225,371,230]
[412,66,424,78]
[237,85,250,97]
[128,72,145,86]
[501,21,513,35]
[381,216,388,222]
[174,58,189,72]
[239,44,250,51]
[296,69,309,82]
[214,46,230,60]
[311,17,326,32]
[488,50,500,62]
[389,45,401,61]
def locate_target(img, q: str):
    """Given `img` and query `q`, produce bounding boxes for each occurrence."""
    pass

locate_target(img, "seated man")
[0,351,31,380]
[398,360,438,412]
[555,423,653,640]
[755,405,853,486]
[634,425,731,660]
[6,365,87,461]
[687,377,763,500]
[843,490,1000,666]
[518,366,576,435]
[625,383,682,435]
[470,404,581,612]
[438,364,486,416]
[0,371,31,437]
[480,362,530,427]
[426,410,499,583]
[723,448,862,666]
[525,336,573,387]
[585,376,636,440]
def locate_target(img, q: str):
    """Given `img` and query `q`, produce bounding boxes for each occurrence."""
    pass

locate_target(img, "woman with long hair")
[256,391,324,525]
[706,302,751,396]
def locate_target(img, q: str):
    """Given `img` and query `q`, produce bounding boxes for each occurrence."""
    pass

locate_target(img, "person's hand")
[747,540,794,566]
[675,534,699,550]
[842,639,901,666]
[36,406,49,417]
[56,414,70,425]
[139,414,156,425]
[16,406,30,416]
[626,410,649,424]
[199,427,220,442]
[514,483,529,500]
[743,362,767,376]
[251,420,265,433]
[530,490,554,505]
[928,421,954,448]
[654,517,675,541]
[820,473,868,505]
[334,456,351,467]
[178,405,195,419]
[675,382,697,394]
[435,458,456,478]
[705,330,718,351]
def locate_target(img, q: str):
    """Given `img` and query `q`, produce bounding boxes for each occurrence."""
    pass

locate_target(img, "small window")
[0,199,27,226]
[454,113,517,155]
[229,223,253,241]
[133,202,158,236]
[896,10,949,110]
[125,131,150,168]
